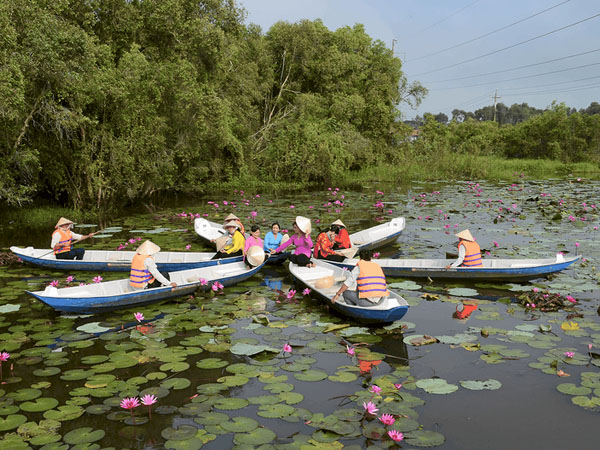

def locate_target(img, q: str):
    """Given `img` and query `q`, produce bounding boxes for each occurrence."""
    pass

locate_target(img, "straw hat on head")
[136,240,161,256]
[455,229,475,242]
[223,220,240,230]
[224,213,240,222]
[331,219,346,228]
[295,216,311,234]
[55,217,74,228]
[246,246,265,267]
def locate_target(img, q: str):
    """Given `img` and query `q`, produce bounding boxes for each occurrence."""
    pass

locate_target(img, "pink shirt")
[244,235,264,254]
[275,234,313,258]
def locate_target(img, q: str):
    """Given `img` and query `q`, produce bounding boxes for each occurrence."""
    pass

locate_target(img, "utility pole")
[491,90,501,122]
[392,39,397,54]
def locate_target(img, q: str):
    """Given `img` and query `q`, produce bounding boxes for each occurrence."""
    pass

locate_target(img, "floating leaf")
[220,416,259,433]
[294,370,328,382]
[404,335,438,346]
[415,378,458,394]
[404,430,446,447]
[213,398,249,410]
[161,425,198,441]
[232,427,277,445]
[561,321,580,331]
[0,304,20,313]
[459,379,502,391]
[0,414,27,431]
[556,383,592,396]
[63,427,105,444]
[257,403,295,418]
[447,287,479,297]
[229,343,279,356]
[43,405,84,421]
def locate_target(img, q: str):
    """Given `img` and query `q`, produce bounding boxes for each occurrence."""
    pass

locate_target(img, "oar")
[40,229,105,259]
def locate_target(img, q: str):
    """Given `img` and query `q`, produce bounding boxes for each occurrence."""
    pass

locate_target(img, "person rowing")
[51,217,95,260]
[130,240,177,290]
[445,229,483,269]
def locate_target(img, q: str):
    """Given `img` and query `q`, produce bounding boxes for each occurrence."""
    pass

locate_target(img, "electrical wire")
[410,12,600,77]
[412,0,484,37]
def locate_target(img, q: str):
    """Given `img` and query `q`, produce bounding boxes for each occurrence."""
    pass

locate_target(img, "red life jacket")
[130,254,155,288]
[459,240,482,267]
[357,260,389,298]
[53,228,73,254]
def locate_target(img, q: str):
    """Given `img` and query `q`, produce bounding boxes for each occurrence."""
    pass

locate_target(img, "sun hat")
[280,234,290,245]
[246,246,265,267]
[224,213,240,222]
[455,229,475,242]
[136,240,161,256]
[315,276,334,289]
[223,220,240,230]
[331,219,346,227]
[295,216,312,234]
[55,217,74,228]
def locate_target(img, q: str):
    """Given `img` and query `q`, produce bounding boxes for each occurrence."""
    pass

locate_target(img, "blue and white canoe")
[288,259,409,324]
[328,254,581,281]
[194,217,406,251]
[26,260,266,314]
[10,246,243,272]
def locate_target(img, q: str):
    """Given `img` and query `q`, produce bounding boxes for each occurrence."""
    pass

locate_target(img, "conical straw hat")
[295,216,311,234]
[315,276,334,289]
[331,219,346,227]
[246,246,265,267]
[55,217,74,228]
[280,233,290,245]
[224,213,240,222]
[455,229,475,242]
[223,220,240,230]
[136,240,161,256]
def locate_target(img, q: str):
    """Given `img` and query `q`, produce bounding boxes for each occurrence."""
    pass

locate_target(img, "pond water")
[0,179,598,449]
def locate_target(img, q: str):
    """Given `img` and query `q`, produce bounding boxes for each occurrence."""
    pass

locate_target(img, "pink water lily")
[394,383,403,390]
[66,275,74,283]
[363,401,378,415]
[369,385,382,395]
[93,276,103,283]
[134,312,144,323]
[199,278,208,286]
[388,430,404,442]
[286,289,296,299]
[185,244,191,250]
[566,295,576,303]
[0,352,10,361]
[120,396,140,410]
[564,352,575,358]
[379,414,396,425]
[141,394,157,418]
[49,280,59,287]
[302,288,311,296]
[283,343,292,353]
[346,345,355,356]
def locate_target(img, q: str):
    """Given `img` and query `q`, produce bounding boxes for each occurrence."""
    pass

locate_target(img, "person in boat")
[211,220,245,259]
[270,216,314,267]
[314,226,346,262]
[445,229,483,269]
[263,222,283,252]
[331,248,389,306]
[51,217,94,260]
[331,219,351,250]
[223,213,245,235]
[130,240,177,290]
[244,225,263,265]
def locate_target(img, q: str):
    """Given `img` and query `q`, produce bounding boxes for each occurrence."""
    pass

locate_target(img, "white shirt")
[51,230,84,249]
[450,244,466,268]
[343,264,384,303]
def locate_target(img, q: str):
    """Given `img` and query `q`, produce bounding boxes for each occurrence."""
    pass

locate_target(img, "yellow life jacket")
[459,240,482,267]
[357,260,389,298]
[130,254,155,288]
[53,228,73,254]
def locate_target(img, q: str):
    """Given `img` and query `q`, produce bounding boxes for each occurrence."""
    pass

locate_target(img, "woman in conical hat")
[270,216,314,267]
[446,229,483,269]
[51,217,95,260]
[211,220,246,260]
[130,240,177,290]
[331,219,351,250]
[244,225,264,264]
[223,213,245,235]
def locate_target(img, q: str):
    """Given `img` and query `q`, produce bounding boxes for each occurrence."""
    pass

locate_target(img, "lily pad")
[220,416,259,433]
[294,369,328,382]
[447,287,479,297]
[459,379,502,391]
[63,427,105,444]
[195,358,229,369]
[416,378,458,394]
[404,430,446,447]
[0,414,27,431]
[257,403,295,418]
[232,427,277,445]
[229,343,279,356]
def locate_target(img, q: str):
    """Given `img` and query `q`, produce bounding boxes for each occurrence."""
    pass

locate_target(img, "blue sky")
[238,0,600,120]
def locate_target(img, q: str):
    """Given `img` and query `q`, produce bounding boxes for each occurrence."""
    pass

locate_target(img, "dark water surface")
[0,179,598,449]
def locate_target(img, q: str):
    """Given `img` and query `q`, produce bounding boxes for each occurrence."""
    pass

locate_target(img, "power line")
[412,0,484,37]
[427,48,600,83]
[503,82,600,97]
[408,0,571,62]
[502,75,600,92]
[410,13,600,77]
[429,61,600,90]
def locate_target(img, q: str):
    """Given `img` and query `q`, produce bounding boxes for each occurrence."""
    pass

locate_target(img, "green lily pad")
[76,322,111,334]
[161,378,191,390]
[162,425,198,440]
[279,392,304,405]
[165,430,216,450]
[0,304,20,313]
[557,383,592,396]
[43,405,84,421]
[195,358,229,369]
[447,287,479,297]
[229,343,279,356]
[416,378,458,394]
[459,379,502,390]
[213,398,249,410]
[7,388,42,401]
[220,416,259,433]
[232,427,277,445]
[389,281,422,290]
[193,411,229,425]
[294,370,328,382]
[63,427,105,444]
[0,414,27,431]
[404,430,446,447]
[257,403,295,418]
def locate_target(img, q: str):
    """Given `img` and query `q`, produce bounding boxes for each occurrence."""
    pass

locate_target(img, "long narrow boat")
[26,261,266,314]
[194,217,406,251]
[327,254,581,281]
[288,259,409,324]
[10,246,243,272]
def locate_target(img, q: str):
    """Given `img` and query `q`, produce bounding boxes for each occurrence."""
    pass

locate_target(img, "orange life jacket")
[357,260,389,298]
[459,240,482,267]
[130,254,155,288]
[53,228,73,254]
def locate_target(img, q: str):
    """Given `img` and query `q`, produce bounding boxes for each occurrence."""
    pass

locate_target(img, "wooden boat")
[288,259,409,324]
[194,217,406,252]
[26,261,266,314]
[327,254,581,281]
[10,246,242,272]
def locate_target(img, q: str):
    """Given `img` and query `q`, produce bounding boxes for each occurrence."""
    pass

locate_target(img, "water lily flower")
[376,190,384,195]
[199,278,208,286]
[211,283,220,292]
[93,276,103,283]
[394,383,403,390]
[369,385,382,395]
[564,352,575,358]
[134,312,144,322]
[185,244,191,250]
[346,345,355,356]
[302,288,311,296]
[289,205,295,209]
[120,396,140,410]
[286,289,296,299]
[0,352,10,361]
[379,414,396,425]
[283,344,292,353]
[533,287,539,293]
[566,295,576,303]
[388,430,404,442]
[493,241,499,247]
[575,242,580,248]
[50,280,59,287]
[66,275,74,283]
[140,394,157,406]
[588,343,593,351]
[363,401,378,415]
[251,211,257,217]
[373,252,380,259]
[128,238,136,244]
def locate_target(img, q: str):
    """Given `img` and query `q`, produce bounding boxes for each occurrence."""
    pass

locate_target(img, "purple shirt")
[244,236,264,254]
[275,234,313,257]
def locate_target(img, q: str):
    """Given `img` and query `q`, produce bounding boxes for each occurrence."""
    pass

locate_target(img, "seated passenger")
[51,217,94,260]
[331,219,351,250]
[211,220,245,259]
[130,240,177,290]
[314,226,346,262]
[446,229,482,269]
[263,222,283,252]
[270,216,314,267]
